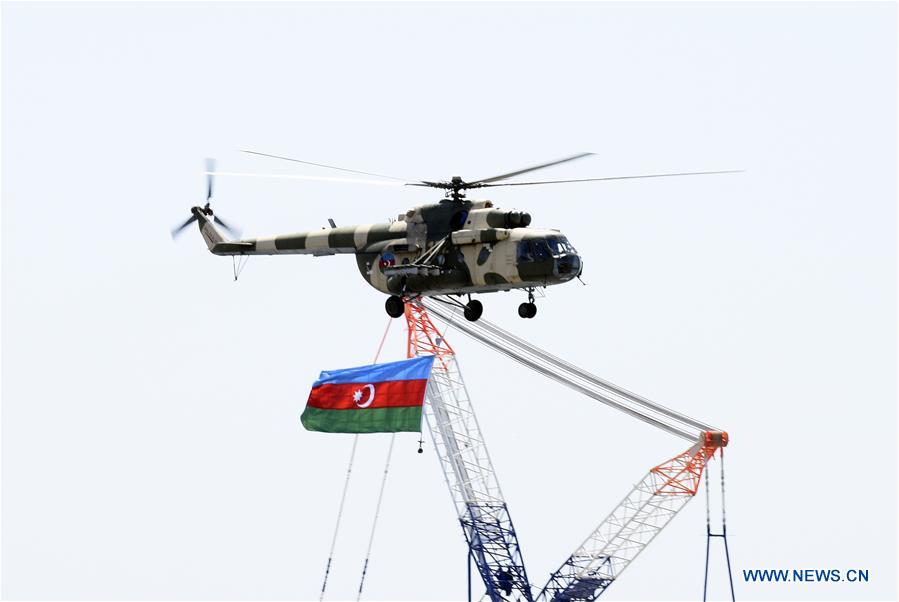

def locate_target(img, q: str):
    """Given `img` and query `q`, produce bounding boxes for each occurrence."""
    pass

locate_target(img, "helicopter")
[172,152,737,321]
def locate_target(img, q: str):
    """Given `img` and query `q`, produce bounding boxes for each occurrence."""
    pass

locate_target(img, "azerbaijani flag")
[301,356,435,433]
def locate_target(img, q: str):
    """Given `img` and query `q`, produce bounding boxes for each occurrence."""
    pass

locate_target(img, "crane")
[406,301,534,600]
[405,298,730,601]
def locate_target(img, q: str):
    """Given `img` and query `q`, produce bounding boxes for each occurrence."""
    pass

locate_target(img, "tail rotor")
[171,158,241,240]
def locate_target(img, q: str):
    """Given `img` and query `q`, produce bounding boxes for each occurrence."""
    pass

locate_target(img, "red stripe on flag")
[306,379,428,411]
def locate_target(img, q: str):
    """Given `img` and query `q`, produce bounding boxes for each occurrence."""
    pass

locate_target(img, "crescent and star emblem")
[352,384,376,408]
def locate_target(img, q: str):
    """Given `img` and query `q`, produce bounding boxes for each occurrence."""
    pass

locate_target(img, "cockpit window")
[546,236,577,256]
[520,238,569,263]
[519,237,577,263]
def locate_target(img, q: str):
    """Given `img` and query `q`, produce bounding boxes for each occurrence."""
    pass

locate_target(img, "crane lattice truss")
[406,301,533,601]
[405,300,727,602]
[538,437,722,601]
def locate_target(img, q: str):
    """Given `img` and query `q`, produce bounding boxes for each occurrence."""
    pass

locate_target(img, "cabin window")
[518,240,534,262]
[517,240,533,262]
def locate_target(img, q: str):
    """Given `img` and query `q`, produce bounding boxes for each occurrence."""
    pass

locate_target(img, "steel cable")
[319,318,393,600]
[423,299,710,441]
[454,305,715,432]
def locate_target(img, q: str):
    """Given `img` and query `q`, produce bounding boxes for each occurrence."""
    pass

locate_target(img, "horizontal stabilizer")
[211,241,254,254]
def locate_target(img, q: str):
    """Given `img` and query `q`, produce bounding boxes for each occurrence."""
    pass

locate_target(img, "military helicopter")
[172,152,737,321]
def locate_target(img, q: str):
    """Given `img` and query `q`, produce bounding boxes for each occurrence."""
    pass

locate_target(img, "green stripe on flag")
[300,406,423,433]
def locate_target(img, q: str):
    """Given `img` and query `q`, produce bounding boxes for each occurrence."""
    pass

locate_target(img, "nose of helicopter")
[516,234,583,283]
[556,252,582,279]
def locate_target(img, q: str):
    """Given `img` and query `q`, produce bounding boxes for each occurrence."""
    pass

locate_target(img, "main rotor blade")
[469,152,596,185]
[207,170,410,187]
[478,169,744,188]
[171,215,197,239]
[242,150,420,183]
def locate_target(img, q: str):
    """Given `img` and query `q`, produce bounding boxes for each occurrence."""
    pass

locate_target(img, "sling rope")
[703,450,736,601]
[319,437,357,601]
[318,318,393,601]
[355,433,396,600]
[423,297,715,441]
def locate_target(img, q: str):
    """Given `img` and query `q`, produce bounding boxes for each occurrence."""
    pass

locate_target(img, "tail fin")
[192,207,227,250]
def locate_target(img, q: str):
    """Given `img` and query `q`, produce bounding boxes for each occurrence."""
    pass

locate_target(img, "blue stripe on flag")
[314,355,435,387]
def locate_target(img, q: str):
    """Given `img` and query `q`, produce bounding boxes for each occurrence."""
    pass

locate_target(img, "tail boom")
[197,217,408,257]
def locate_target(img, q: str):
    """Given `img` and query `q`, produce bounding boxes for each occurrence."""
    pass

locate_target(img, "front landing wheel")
[464,299,483,322]
[518,302,537,319]
[385,295,405,318]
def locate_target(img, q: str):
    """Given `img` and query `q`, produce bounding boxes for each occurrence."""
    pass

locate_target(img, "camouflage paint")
[192,199,582,297]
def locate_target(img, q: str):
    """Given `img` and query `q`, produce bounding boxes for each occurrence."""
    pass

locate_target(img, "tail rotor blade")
[213,214,241,239]
[205,157,216,201]
[171,215,198,239]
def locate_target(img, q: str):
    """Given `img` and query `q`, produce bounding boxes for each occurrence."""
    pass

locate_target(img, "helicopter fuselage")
[194,198,582,318]
[177,151,733,320]
[356,222,581,297]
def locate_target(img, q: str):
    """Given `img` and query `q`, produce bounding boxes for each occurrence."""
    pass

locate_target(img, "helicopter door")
[477,237,511,285]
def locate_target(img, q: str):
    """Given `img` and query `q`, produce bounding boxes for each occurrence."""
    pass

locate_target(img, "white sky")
[2,2,896,601]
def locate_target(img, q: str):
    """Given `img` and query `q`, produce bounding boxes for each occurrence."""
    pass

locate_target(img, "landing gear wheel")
[385,295,405,318]
[518,302,537,319]
[463,299,483,322]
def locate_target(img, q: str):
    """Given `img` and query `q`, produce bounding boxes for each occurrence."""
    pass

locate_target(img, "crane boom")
[415,298,728,601]
[537,437,724,601]
[405,302,534,601]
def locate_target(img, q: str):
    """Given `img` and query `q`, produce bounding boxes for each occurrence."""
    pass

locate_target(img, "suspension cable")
[354,314,402,600]
[423,298,715,441]
[466,305,713,431]
[703,451,736,602]
[703,466,712,602]
[318,318,393,601]
[720,450,736,601]
[356,433,397,600]
[422,299,699,441]
[319,436,358,601]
